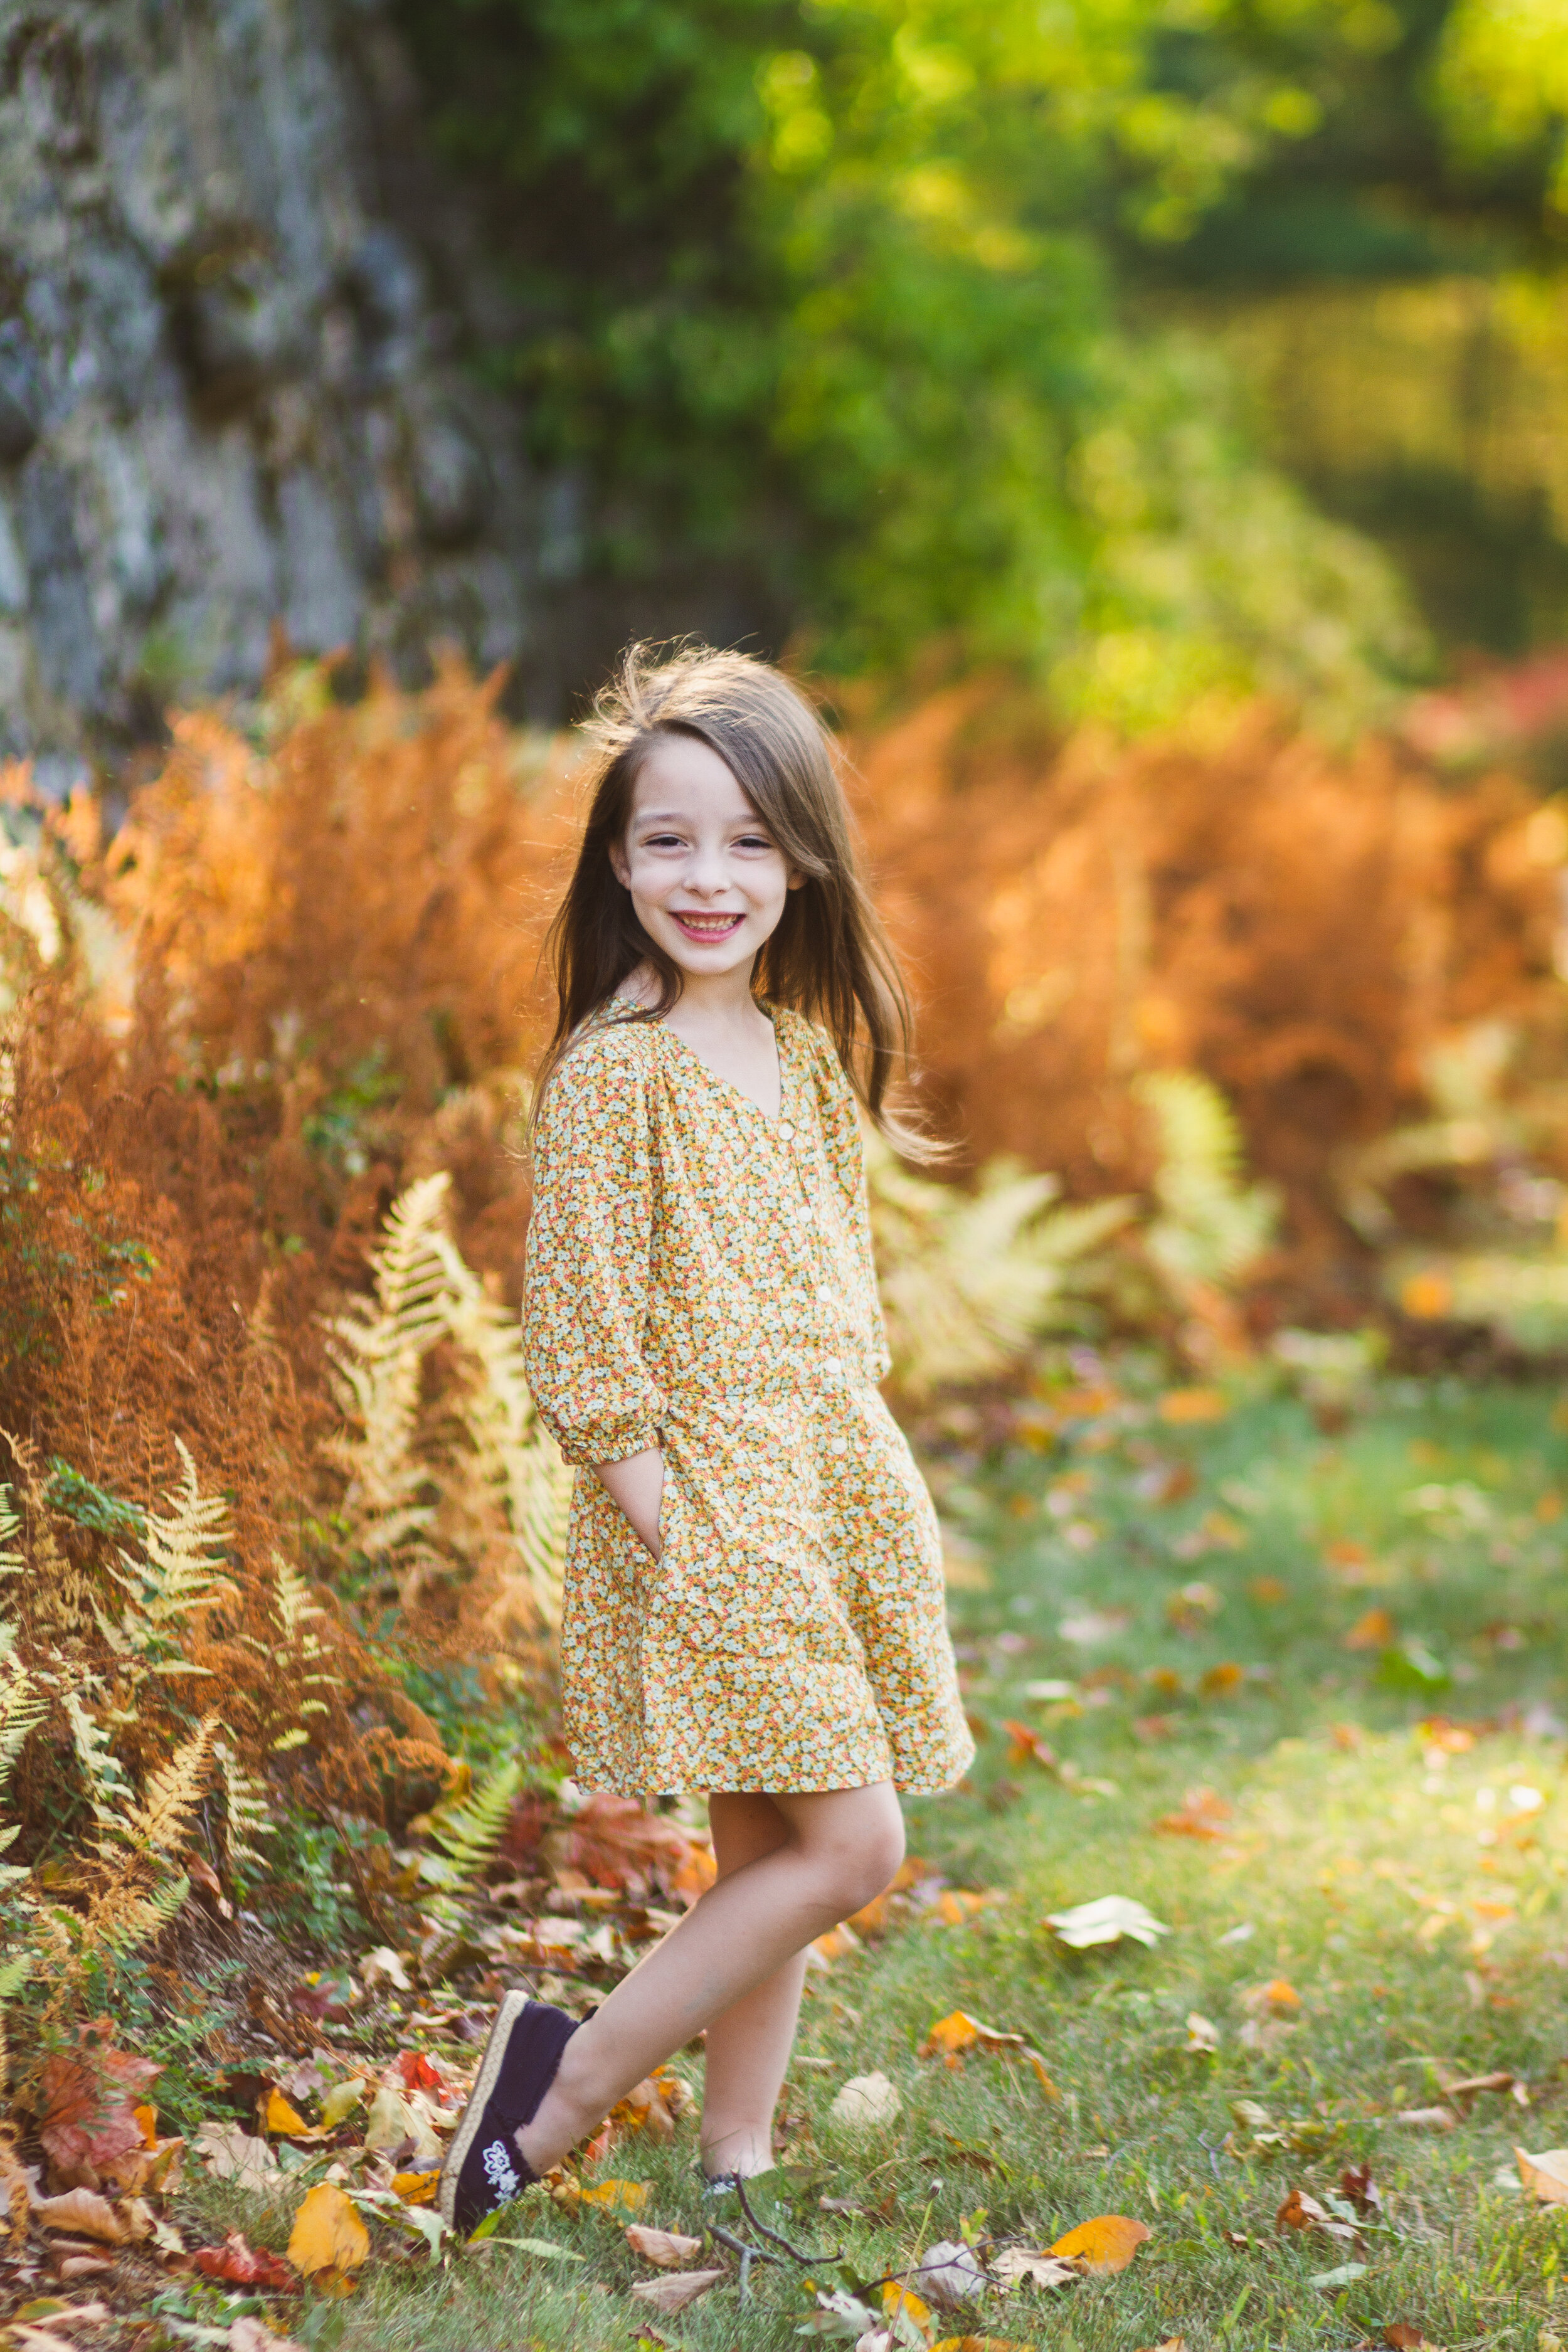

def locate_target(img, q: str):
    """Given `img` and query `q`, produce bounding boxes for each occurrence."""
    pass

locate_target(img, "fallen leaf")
[626,2224,705,2268]
[830,2072,902,2129]
[1516,2145,1568,2203]
[285,2183,370,2289]
[226,2323,307,2352]
[193,2231,297,2291]
[1165,1582,1222,1631]
[264,2089,315,2139]
[53,2254,115,2282]
[1155,1788,1231,1840]
[882,2277,936,2333]
[1,2127,29,2247]
[1344,1608,1397,1651]
[1047,2214,1151,2276]
[1003,1720,1060,1772]
[1309,2262,1367,2289]
[389,2171,439,2205]
[1394,2107,1457,2132]
[628,2267,726,2314]
[1441,2069,1514,2102]
[1384,2326,1434,2351]
[576,2178,651,2213]
[1044,1897,1170,1949]
[560,1791,715,1908]
[1158,1387,1229,1424]
[989,2247,1077,2291]
[1275,2188,1353,2242]
[359,1946,413,1994]
[913,2242,990,2310]
[812,1924,863,1964]
[1198,1662,1245,1698]
[193,2124,280,2188]
[1241,1979,1301,2017]
[36,2023,161,2193]
[320,2078,368,2130]
[1057,1609,1131,1645]
[1184,2013,1219,2054]
[30,2187,142,2245]
[1339,2163,1383,2217]
[919,2011,1024,2060]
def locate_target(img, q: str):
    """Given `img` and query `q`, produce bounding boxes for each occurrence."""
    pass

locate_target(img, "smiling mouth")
[671,911,744,940]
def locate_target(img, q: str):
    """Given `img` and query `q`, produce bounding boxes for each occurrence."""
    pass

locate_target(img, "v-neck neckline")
[610,995,788,1130]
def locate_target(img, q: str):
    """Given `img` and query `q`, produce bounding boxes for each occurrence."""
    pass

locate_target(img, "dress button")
[816,1283,834,1303]
[824,1355,842,1379]
[778,1120,795,1140]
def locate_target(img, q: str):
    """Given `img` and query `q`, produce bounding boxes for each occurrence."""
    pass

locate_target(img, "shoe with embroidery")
[438,1993,579,2238]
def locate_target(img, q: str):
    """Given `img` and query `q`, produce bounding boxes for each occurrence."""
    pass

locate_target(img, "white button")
[824,1355,842,1379]
[795,1205,812,1224]
[778,1121,795,1140]
[817,1283,834,1302]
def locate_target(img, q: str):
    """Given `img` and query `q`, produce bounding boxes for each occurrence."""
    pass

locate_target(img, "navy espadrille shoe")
[438,1994,579,2238]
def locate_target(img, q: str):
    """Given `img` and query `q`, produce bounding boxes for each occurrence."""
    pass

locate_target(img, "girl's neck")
[620,962,781,1119]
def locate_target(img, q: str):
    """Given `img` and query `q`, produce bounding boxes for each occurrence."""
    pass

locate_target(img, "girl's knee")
[809,1800,904,1917]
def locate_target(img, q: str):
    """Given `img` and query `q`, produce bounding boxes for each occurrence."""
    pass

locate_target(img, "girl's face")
[610,731,802,984]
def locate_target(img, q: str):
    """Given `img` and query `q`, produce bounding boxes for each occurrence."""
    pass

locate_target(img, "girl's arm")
[592,1444,664,1558]
[524,1034,668,1493]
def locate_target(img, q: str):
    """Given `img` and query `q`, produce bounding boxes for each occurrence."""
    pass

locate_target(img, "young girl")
[440,644,974,2237]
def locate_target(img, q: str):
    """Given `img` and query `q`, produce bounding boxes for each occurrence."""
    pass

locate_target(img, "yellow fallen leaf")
[132,2102,159,2152]
[264,2088,312,2138]
[883,2278,936,2333]
[320,2078,368,2131]
[919,2011,1024,2060]
[390,2170,439,2206]
[626,2223,704,2267]
[578,2178,650,2213]
[1047,2214,1152,2276]
[812,1924,863,1963]
[1025,2052,1062,2100]
[931,2339,1036,2351]
[1517,2146,1568,2203]
[286,2181,370,2289]
[1343,1607,1396,1652]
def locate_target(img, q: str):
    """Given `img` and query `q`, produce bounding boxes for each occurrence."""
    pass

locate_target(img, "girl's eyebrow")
[634,808,769,828]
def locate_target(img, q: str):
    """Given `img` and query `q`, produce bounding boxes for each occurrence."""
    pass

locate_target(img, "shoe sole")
[438,1986,532,2236]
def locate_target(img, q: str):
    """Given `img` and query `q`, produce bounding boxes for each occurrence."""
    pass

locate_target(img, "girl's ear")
[608,835,632,890]
[787,868,807,892]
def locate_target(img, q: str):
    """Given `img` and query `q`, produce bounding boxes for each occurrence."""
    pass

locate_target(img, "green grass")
[184,1368,1568,2349]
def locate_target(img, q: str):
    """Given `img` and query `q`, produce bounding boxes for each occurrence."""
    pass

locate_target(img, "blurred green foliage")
[397,0,1566,723]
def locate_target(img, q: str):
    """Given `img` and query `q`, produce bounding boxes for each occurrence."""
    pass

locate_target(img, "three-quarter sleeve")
[523,1029,668,1466]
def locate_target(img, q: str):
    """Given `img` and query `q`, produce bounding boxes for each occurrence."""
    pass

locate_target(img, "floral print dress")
[522,1002,975,1798]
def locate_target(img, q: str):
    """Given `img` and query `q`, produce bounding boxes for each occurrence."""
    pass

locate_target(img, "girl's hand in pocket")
[591,1445,665,1559]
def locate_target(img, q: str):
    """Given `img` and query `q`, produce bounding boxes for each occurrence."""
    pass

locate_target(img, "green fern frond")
[63,1688,136,1845]
[1135,1070,1279,1290]
[0,1485,20,1576]
[420,1755,524,1894]
[867,1131,1134,1399]
[0,1660,43,1787]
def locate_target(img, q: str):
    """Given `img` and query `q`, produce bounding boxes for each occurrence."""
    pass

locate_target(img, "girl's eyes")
[639,830,777,853]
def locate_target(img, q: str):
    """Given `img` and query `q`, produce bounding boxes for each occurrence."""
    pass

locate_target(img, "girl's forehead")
[631,732,758,821]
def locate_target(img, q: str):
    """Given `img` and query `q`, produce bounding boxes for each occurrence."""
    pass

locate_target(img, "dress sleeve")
[522,1029,667,1466]
[798,1018,893,1383]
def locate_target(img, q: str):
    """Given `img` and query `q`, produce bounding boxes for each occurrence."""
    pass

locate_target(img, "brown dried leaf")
[36,2023,161,2192]
[627,2267,726,2314]
[31,2187,139,2245]
[1154,1787,1231,1840]
[1394,2107,1457,2132]
[626,2225,705,2269]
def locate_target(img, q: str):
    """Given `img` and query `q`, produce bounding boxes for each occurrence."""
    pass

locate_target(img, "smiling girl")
[439,644,973,2237]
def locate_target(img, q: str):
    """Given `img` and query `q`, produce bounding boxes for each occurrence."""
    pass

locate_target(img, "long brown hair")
[538,642,926,1143]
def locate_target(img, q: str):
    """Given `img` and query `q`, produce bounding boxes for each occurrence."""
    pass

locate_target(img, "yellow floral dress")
[522,1002,975,1798]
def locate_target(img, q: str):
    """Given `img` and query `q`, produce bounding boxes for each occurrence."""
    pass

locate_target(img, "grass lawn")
[179,1366,1568,2351]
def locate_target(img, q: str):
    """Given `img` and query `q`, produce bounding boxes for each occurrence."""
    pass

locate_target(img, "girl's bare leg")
[515,1781,903,2178]
[698,1791,808,2180]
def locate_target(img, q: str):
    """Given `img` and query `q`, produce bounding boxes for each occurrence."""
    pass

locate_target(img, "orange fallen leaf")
[132,2103,159,2153]
[1401,1270,1453,1321]
[0,2130,28,2250]
[812,1924,862,1964]
[1198,1662,1245,1698]
[1002,1720,1059,1772]
[1344,1608,1396,1651]
[1515,2145,1568,2202]
[1384,2326,1435,2351]
[285,2183,369,2289]
[1047,2214,1151,2275]
[389,2171,438,2206]
[935,1890,995,1927]
[919,2010,1027,2062]
[627,2223,705,2267]
[1241,1979,1301,2016]
[1154,1786,1231,1839]
[1158,1388,1229,1424]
